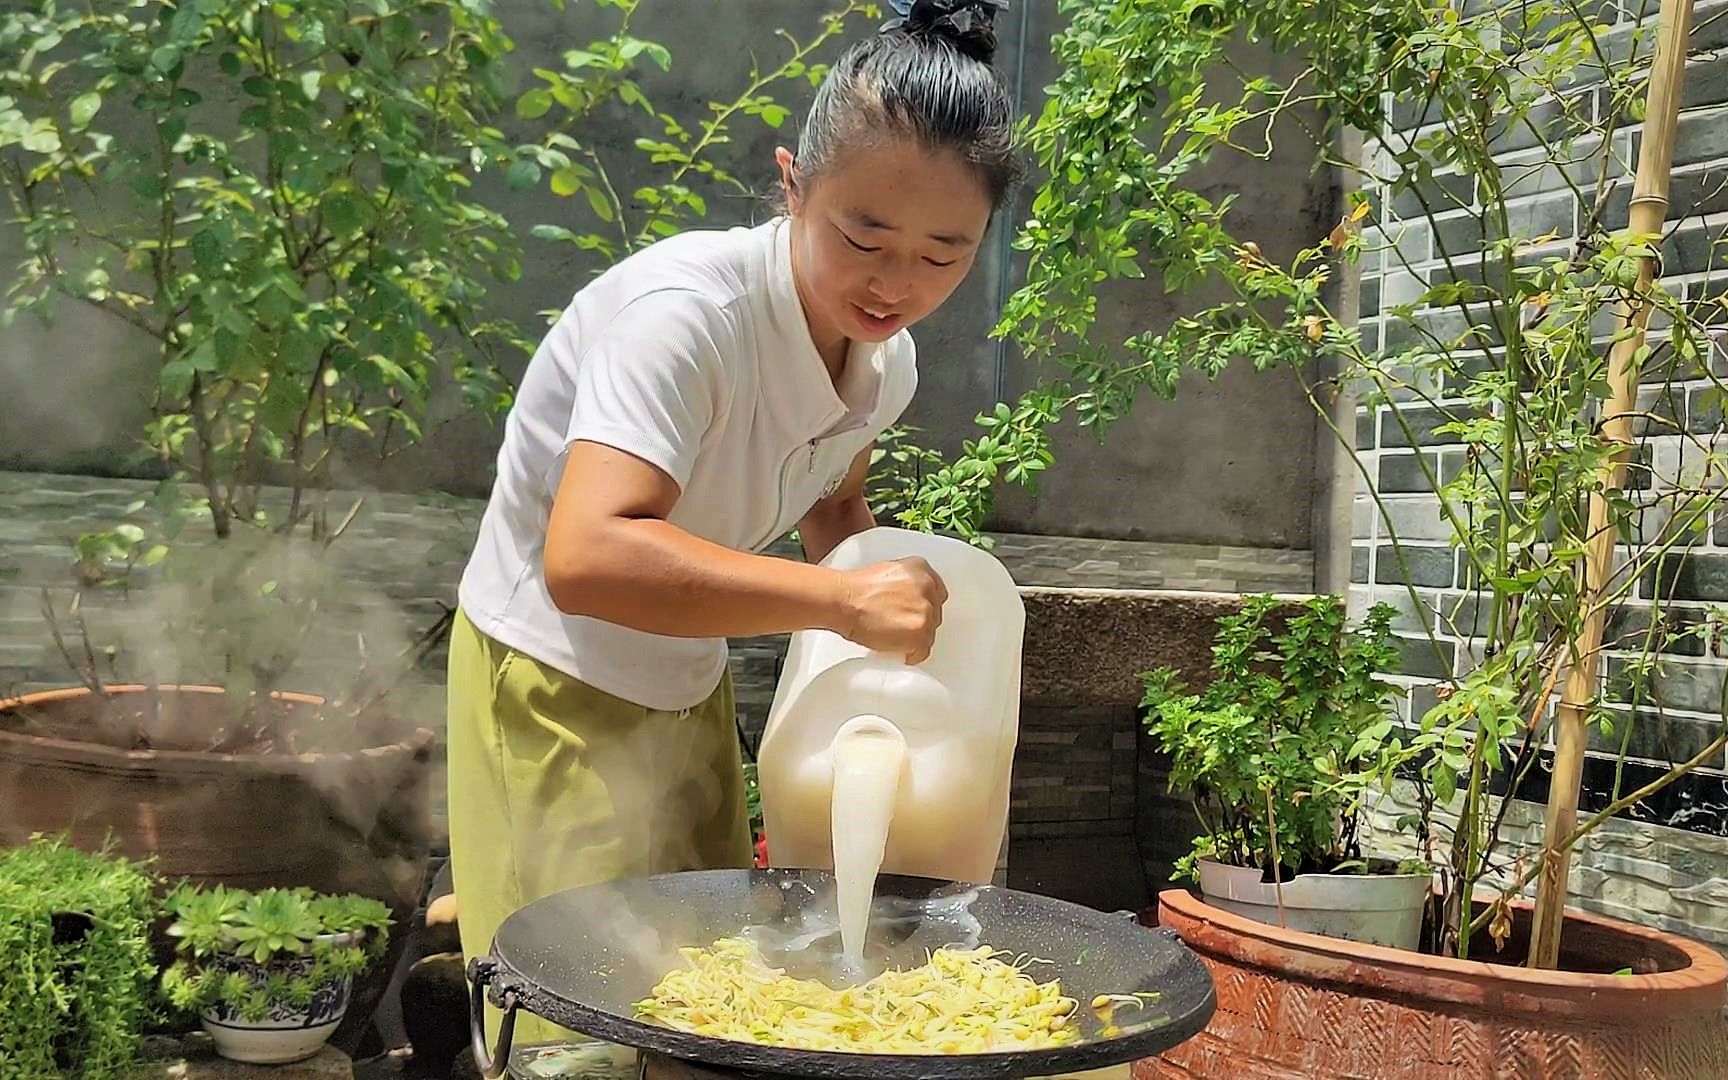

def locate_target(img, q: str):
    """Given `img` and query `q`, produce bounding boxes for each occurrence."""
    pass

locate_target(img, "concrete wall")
[0,1,1333,550]
[990,17,1336,549]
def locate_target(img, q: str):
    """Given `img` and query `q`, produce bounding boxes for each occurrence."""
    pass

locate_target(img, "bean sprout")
[634,937,1080,1054]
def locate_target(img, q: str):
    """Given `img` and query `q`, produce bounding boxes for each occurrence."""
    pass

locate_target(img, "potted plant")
[0,835,160,1080]
[161,884,391,1065]
[0,0,531,1046]
[1140,594,1431,948]
[0,0,528,919]
[898,0,1728,1071]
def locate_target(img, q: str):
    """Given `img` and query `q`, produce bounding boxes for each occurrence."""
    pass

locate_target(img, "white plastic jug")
[756,526,1024,958]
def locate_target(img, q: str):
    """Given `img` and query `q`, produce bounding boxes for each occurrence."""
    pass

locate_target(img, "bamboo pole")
[1526,0,1696,969]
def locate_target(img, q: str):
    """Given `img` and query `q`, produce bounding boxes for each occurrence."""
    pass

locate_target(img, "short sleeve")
[564,291,728,491]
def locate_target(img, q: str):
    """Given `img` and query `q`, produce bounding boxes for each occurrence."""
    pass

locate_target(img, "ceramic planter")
[1196,858,1431,950]
[1137,888,1728,1079]
[198,934,358,1064]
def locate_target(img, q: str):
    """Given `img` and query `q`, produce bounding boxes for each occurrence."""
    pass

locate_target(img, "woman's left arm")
[797,446,877,565]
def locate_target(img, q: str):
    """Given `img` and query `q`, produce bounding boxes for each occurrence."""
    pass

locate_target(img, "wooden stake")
[1527,0,1696,969]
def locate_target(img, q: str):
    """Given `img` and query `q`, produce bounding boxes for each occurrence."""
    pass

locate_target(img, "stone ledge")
[1019,587,1311,707]
[127,1035,352,1079]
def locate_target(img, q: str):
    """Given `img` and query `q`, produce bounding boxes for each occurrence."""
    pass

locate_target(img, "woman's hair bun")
[880,0,1007,66]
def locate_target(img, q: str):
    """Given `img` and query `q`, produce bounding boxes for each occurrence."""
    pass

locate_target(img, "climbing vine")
[903,0,1728,962]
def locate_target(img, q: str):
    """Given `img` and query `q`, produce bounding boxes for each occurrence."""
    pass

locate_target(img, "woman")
[448,0,1018,1044]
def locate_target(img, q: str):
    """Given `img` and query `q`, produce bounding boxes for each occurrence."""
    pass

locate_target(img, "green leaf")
[220,52,242,76]
[506,159,541,191]
[759,104,790,128]
[550,166,584,197]
[218,305,253,337]
[151,46,182,74]
[322,193,363,234]
[299,71,322,102]
[22,122,60,155]
[516,89,553,119]
[185,339,219,372]
[160,358,195,398]
[585,185,613,222]
[70,92,102,130]
[256,285,292,328]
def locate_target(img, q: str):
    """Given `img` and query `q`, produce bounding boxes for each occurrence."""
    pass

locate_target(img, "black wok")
[467,869,1214,1079]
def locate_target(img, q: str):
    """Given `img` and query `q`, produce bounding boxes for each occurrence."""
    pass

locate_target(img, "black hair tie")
[881,0,1009,40]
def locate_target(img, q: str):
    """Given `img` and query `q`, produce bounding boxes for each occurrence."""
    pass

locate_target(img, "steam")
[5,476,458,909]
[0,270,164,476]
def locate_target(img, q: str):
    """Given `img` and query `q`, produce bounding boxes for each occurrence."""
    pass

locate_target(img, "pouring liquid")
[828,716,906,965]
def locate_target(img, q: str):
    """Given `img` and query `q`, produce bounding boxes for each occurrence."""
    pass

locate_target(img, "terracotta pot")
[1138,887,1728,1080]
[0,684,435,1053]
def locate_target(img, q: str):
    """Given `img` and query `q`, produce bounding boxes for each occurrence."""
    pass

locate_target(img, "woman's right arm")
[544,440,947,663]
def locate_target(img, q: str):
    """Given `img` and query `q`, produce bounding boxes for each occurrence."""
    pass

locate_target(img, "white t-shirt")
[459,217,919,710]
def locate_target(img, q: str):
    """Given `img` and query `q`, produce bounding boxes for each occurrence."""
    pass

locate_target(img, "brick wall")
[1351,3,1728,939]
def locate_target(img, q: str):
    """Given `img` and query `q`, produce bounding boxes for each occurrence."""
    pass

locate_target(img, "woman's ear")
[775,146,801,214]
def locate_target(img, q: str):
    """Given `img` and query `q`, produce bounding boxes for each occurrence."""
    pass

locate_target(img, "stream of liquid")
[828,717,906,965]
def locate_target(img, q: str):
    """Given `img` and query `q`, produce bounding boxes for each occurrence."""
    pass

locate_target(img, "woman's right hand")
[835,557,949,664]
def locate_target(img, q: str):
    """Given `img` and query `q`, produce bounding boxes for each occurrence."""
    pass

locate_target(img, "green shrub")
[0,836,159,1080]
[1141,595,1407,880]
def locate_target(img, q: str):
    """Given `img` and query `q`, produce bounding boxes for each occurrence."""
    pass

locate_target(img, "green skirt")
[445,608,752,1047]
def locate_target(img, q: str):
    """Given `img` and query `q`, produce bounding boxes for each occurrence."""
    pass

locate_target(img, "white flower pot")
[198,937,355,1064]
[1196,858,1433,950]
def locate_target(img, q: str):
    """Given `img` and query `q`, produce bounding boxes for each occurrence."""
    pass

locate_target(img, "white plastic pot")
[1196,858,1432,950]
[198,934,356,1064]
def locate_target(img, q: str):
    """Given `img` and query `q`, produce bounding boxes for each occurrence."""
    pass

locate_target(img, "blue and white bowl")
[199,933,357,1064]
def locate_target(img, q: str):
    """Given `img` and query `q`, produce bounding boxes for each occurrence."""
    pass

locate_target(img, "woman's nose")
[868,276,910,306]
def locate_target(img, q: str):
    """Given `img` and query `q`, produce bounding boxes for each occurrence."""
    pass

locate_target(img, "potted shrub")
[0,0,526,946]
[1141,594,1431,948]
[161,884,391,1065]
[903,0,1728,1071]
[0,835,159,1080]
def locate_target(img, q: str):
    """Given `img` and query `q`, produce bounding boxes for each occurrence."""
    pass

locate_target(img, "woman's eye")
[840,231,880,254]
[924,257,956,268]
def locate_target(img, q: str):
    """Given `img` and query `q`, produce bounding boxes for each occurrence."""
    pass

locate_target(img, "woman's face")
[778,138,995,357]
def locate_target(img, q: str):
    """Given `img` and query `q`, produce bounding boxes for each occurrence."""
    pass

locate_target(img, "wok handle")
[467,956,520,1079]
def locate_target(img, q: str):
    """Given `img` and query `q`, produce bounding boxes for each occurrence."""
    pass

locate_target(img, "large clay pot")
[0,684,435,1052]
[1139,887,1728,1079]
